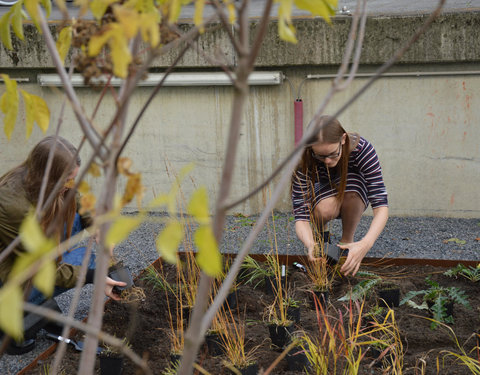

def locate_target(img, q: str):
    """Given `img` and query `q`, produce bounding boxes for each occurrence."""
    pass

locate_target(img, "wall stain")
[462,81,466,91]
[450,194,455,205]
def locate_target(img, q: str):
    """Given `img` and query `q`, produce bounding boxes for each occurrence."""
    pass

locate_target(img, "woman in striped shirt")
[291,116,388,276]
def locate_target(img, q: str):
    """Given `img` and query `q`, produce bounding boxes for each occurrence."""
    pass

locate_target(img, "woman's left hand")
[105,276,127,301]
[338,240,371,276]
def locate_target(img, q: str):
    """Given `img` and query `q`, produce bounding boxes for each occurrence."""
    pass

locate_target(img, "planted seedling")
[444,263,480,282]
[400,277,471,329]
[338,271,382,302]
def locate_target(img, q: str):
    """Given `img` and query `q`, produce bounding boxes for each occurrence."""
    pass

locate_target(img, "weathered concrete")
[1,12,479,68]
[0,12,479,218]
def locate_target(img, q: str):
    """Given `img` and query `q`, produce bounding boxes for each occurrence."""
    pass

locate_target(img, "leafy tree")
[0,0,446,374]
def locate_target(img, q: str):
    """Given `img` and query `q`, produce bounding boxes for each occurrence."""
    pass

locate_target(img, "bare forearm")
[295,220,315,249]
[362,206,389,248]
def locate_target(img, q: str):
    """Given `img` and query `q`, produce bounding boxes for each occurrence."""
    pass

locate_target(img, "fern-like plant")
[338,271,382,302]
[444,263,480,282]
[400,277,471,329]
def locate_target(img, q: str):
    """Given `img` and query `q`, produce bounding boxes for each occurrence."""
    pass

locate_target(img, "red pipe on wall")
[294,99,303,146]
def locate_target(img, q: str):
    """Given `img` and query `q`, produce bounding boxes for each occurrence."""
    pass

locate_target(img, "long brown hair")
[0,136,81,240]
[293,116,359,204]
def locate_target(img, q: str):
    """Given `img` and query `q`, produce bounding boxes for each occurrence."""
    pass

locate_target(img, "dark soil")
[26,260,480,375]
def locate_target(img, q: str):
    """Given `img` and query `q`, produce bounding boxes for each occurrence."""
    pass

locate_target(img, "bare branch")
[211,0,244,54]
[37,6,109,161]
[246,0,274,70]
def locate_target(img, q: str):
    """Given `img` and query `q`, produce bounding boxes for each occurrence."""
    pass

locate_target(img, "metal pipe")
[306,70,480,80]
[294,99,303,146]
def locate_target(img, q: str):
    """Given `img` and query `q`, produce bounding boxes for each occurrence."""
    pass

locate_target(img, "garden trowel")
[46,332,103,354]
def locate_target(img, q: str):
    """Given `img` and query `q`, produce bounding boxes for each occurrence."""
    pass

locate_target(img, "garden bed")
[24,255,479,375]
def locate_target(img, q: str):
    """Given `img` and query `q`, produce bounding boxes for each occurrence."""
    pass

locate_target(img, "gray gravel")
[1,213,479,374]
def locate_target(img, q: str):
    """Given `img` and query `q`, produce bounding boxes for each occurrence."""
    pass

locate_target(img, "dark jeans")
[28,214,96,305]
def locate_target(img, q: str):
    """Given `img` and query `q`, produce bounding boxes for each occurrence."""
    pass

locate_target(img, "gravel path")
[1,213,478,374]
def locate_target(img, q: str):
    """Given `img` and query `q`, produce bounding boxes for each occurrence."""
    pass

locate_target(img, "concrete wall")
[1,12,479,217]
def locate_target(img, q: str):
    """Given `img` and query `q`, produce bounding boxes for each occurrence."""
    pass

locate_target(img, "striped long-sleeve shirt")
[292,136,388,221]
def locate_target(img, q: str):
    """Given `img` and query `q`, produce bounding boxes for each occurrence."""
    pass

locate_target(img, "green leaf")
[33,259,55,297]
[21,90,35,138]
[90,0,117,20]
[0,11,13,50]
[11,3,25,41]
[156,220,184,264]
[56,26,72,63]
[40,0,52,18]
[105,216,143,247]
[0,285,24,340]
[277,0,297,44]
[187,187,210,225]
[1,74,19,140]
[194,225,221,277]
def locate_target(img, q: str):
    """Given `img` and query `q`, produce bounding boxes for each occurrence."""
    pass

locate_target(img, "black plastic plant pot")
[310,290,329,309]
[223,290,238,310]
[268,323,294,348]
[286,305,301,324]
[286,347,310,372]
[377,287,400,308]
[108,264,134,294]
[99,355,124,375]
[205,333,223,357]
[170,353,181,367]
[229,362,259,375]
[368,346,393,368]
[182,306,192,324]
[264,275,286,295]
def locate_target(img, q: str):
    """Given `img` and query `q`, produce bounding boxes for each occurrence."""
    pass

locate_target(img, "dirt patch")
[26,261,480,375]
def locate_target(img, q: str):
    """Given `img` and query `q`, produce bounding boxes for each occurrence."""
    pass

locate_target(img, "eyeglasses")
[311,142,342,161]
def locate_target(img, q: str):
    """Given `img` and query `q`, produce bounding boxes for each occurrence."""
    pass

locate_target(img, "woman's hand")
[105,276,127,301]
[338,240,371,276]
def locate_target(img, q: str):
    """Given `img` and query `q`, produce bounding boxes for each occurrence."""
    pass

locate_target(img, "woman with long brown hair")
[292,116,388,276]
[0,136,125,303]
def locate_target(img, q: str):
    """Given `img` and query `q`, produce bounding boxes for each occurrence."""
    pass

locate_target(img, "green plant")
[444,264,480,282]
[400,277,471,329]
[241,255,274,288]
[338,271,382,301]
[102,337,131,357]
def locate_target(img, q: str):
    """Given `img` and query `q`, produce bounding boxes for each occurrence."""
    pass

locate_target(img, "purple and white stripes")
[292,137,388,222]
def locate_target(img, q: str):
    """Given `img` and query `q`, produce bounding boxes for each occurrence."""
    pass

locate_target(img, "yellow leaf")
[122,173,144,206]
[224,0,236,24]
[187,187,210,225]
[149,193,170,208]
[0,11,13,50]
[21,90,35,139]
[110,29,132,78]
[19,212,48,253]
[113,5,140,39]
[11,3,25,41]
[54,0,67,15]
[24,0,41,31]
[193,0,205,33]
[117,157,132,175]
[21,90,50,138]
[139,12,160,47]
[168,0,181,24]
[277,0,297,44]
[33,260,55,297]
[0,74,19,140]
[294,0,337,23]
[79,192,96,215]
[194,225,221,277]
[41,0,52,18]
[78,180,90,194]
[89,162,102,177]
[56,26,72,63]
[0,285,24,340]
[156,220,183,264]
[88,25,115,56]
[90,0,117,20]
[32,94,50,133]
[105,216,143,247]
